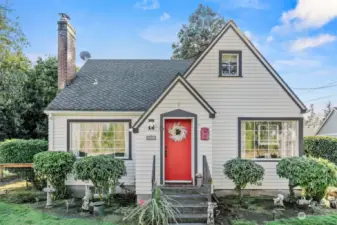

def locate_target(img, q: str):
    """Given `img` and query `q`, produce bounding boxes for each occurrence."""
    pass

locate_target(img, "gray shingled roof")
[46,59,193,111]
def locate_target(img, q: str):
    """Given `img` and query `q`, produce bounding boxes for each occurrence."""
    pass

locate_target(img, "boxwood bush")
[277,156,337,201]
[304,136,337,164]
[0,139,48,189]
[73,155,126,202]
[223,158,264,203]
[34,151,76,198]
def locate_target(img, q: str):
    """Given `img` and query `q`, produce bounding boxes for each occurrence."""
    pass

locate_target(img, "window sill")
[252,159,282,162]
[218,75,243,78]
[75,156,132,161]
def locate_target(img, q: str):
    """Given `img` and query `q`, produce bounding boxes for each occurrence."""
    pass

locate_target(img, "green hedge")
[0,139,48,189]
[304,136,337,164]
[0,139,48,163]
[34,151,76,198]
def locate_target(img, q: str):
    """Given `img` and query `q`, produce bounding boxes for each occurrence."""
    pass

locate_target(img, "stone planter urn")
[93,201,105,216]
[43,186,56,208]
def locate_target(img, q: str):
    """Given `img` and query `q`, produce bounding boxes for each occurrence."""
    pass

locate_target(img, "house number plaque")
[146,135,156,141]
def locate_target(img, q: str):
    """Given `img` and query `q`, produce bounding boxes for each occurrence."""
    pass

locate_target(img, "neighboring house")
[45,15,307,200]
[304,126,317,137]
[316,108,337,137]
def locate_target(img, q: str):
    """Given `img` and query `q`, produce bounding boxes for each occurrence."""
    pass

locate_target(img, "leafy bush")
[72,155,126,201]
[0,139,48,189]
[34,151,76,198]
[223,158,264,202]
[304,136,337,164]
[123,187,179,225]
[277,157,337,201]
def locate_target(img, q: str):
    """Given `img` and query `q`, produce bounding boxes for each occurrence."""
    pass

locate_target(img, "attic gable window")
[219,51,242,77]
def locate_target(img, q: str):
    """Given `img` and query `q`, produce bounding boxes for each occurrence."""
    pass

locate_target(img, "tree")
[305,104,320,128]
[322,101,332,122]
[172,4,226,60]
[0,56,58,141]
[0,4,29,73]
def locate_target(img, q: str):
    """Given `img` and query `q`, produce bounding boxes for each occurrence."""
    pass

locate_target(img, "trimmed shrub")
[304,136,337,164]
[34,151,76,198]
[0,139,48,189]
[73,155,126,202]
[277,156,337,201]
[223,158,264,202]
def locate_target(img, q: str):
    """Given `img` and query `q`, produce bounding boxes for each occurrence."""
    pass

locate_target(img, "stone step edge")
[175,214,208,219]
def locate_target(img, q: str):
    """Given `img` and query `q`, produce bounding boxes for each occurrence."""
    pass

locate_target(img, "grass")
[232,215,337,225]
[0,202,117,225]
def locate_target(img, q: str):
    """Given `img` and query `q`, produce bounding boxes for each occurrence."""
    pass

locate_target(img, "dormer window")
[219,51,242,77]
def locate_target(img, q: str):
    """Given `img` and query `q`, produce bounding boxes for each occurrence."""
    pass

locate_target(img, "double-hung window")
[69,120,130,159]
[240,118,300,160]
[219,51,242,77]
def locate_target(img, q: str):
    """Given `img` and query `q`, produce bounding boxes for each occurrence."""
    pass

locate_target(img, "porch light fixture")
[148,119,155,130]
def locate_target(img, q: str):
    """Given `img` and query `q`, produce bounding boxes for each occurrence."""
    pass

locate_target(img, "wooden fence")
[0,163,33,180]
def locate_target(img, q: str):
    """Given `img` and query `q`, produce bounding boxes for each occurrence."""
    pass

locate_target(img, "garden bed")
[216,195,337,225]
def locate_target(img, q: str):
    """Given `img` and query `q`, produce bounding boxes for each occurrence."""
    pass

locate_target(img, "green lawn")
[232,214,337,225]
[0,202,116,225]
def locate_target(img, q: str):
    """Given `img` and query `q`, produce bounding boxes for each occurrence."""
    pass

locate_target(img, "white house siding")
[317,110,337,137]
[47,112,141,186]
[186,27,303,190]
[135,82,213,195]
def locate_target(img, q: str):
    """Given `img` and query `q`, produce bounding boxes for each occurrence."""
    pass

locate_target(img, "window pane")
[221,54,238,76]
[241,120,298,159]
[70,122,128,158]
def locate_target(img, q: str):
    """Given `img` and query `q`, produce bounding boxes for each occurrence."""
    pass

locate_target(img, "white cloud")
[266,36,274,43]
[134,0,159,10]
[274,58,322,68]
[160,12,170,21]
[289,34,336,52]
[140,23,180,43]
[209,0,268,10]
[273,0,337,32]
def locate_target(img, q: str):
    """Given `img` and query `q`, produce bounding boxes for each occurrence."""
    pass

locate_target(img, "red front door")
[165,119,192,182]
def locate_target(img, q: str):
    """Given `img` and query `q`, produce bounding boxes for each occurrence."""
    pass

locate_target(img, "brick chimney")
[57,13,76,89]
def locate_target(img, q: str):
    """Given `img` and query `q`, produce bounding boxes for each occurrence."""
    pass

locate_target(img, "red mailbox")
[200,127,209,140]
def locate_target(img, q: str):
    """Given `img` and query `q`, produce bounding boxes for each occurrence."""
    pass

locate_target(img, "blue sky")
[7,0,337,112]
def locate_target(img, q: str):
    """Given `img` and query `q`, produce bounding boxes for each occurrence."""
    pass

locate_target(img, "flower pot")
[93,201,105,216]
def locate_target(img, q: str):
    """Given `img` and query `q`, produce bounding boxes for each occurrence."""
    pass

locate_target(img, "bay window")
[68,120,131,159]
[239,118,301,160]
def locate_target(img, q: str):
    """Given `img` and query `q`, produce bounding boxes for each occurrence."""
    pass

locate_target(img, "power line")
[293,80,337,90]
[304,95,335,103]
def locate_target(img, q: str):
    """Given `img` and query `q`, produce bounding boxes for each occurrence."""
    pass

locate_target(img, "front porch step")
[160,186,208,195]
[175,214,208,223]
[174,203,208,214]
[160,185,210,224]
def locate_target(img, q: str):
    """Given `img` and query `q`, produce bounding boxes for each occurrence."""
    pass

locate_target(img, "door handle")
[165,146,168,157]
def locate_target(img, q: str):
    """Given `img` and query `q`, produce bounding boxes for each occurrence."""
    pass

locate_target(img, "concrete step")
[160,186,208,195]
[175,214,208,223]
[174,203,208,214]
[169,224,206,225]
[168,194,208,204]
